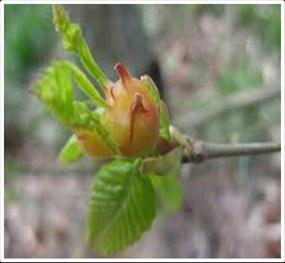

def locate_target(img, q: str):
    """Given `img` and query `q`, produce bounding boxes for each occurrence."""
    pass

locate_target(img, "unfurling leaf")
[31,60,107,122]
[150,174,183,213]
[141,147,184,212]
[58,135,83,164]
[31,60,74,124]
[86,159,156,255]
[65,62,108,108]
[52,4,108,91]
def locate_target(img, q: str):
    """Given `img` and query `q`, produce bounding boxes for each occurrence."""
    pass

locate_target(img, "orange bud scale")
[74,64,160,158]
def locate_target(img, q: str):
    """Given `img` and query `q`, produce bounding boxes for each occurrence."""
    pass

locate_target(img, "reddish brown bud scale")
[74,64,160,158]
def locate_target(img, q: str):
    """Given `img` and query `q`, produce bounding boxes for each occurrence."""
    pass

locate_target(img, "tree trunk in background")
[65,5,166,99]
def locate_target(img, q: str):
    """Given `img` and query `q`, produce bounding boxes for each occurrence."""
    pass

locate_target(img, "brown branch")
[167,126,281,164]
[182,139,281,164]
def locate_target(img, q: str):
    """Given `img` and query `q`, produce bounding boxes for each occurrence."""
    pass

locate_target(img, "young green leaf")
[63,61,108,108]
[32,59,108,125]
[86,159,156,255]
[31,60,74,124]
[52,5,109,91]
[150,174,183,213]
[141,147,184,213]
[58,135,83,164]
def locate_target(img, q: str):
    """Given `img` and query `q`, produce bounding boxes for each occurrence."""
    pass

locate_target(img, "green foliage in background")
[236,4,281,50]
[5,5,56,127]
[217,60,263,96]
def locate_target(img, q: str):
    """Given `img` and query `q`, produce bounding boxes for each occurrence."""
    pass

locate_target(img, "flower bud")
[74,64,160,158]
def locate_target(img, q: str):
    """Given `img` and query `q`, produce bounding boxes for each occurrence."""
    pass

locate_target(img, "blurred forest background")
[4,4,281,258]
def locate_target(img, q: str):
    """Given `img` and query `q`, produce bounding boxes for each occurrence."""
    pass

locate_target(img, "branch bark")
[168,126,281,164]
[182,139,281,163]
